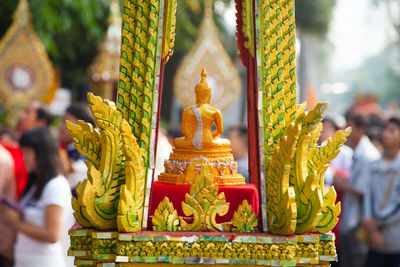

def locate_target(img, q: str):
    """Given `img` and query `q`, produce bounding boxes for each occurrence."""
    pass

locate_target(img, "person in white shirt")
[0,127,74,267]
[336,112,381,267]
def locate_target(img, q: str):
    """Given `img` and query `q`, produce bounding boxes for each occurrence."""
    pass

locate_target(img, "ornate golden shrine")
[0,0,56,127]
[67,0,349,266]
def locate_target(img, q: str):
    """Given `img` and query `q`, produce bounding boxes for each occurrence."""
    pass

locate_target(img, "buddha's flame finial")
[201,68,207,80]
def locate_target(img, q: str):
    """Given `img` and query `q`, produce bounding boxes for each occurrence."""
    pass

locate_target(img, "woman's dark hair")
[19,127,63,200]
[66,103,95,126]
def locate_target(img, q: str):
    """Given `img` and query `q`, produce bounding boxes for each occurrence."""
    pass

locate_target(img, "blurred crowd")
[0,101,95,267]
[1,97,400,267]
[320,108,400,267]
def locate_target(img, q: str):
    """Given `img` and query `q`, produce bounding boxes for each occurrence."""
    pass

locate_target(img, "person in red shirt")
[0,127,26,200]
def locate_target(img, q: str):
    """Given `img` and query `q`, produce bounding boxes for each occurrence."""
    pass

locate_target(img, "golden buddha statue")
[158,68,245,185]
[174,68,230,150]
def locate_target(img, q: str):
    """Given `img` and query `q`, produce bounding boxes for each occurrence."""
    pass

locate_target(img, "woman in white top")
[0,127,74,267]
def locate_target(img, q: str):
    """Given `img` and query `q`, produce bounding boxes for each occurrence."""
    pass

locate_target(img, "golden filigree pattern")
[0,0,56,127]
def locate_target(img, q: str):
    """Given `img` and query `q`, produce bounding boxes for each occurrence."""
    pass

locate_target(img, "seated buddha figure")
[158,68,245,185]
[174,68,230,150]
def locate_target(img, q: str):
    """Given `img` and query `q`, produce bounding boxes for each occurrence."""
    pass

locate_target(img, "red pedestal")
[149,181,259,224]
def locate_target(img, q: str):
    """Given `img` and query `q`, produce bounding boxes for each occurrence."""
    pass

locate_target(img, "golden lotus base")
[159,148,245,185]
[168,148,234,161]
[69,226,337,267]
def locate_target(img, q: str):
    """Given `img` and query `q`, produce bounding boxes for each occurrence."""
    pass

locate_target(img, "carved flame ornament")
[67,93,146,232]
[260,0,351,234]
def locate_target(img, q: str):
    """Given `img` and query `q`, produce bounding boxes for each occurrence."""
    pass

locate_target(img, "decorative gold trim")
[69,227,337,266]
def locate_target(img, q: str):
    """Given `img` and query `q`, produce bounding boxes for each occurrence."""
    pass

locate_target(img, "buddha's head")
[195,68,212,104]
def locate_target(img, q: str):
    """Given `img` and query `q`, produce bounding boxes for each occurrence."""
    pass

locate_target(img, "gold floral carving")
[152,197,179,231]
[264,102,351,235]
[232,199,258,232]
[180,162,230,231]
[153,161,261,232]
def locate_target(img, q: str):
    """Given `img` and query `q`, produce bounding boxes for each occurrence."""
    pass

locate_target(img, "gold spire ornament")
[88,0,122,100]
[0,0,56,127]
[173,0,241,112]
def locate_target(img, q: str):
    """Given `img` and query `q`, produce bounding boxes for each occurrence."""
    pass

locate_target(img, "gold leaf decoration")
[117,0,161,175]
[152,197,179,231]
[232,199,258,232]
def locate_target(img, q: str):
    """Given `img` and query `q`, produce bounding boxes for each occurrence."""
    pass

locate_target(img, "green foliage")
[295,0,336,37]
[0,0,110,90]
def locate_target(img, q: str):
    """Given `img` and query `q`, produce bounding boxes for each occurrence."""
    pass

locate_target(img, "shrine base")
[69,225,336,267]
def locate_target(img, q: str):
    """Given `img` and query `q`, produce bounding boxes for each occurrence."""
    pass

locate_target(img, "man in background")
[337,112,381,267]
[16,100,53,139]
